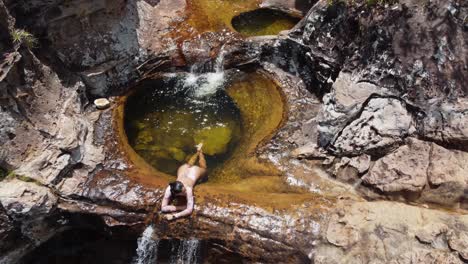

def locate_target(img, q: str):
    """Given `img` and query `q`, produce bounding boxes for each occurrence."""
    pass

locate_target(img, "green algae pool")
[124,71,285,183]
[175,0,300,38]
[231,9,301,37]
[125,75,242,175]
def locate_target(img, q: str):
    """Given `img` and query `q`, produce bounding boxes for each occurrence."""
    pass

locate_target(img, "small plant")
[11,29,38,49]
[2,171,39,183]
[15,174,37,183]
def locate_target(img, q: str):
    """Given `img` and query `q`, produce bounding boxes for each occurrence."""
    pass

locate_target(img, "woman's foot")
[195,143,203,151]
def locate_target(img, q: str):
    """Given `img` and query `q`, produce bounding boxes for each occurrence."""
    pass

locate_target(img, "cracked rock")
[0,179,57,220]
[331,98,415,156]
[448,230,468,261]
[362,138,430,192]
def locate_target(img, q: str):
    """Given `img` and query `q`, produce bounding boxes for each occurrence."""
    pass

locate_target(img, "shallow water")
[125,74,242,176]
[184,0,260,33]
[231,9,300,36]
[179,0,298,37]
[124,71,285,183]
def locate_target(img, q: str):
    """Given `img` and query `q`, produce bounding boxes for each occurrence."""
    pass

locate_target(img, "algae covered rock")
[167,147,186,162]
[194,126,233,155]
[135,130,153,145]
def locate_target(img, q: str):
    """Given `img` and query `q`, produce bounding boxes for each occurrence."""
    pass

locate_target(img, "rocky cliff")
[282,0,468,210]
[0,0,467,263]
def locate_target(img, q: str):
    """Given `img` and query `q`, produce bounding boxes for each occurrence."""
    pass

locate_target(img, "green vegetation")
[0,169,38,183]
[11,29,38,49]
[327,0,344,6]
[15,174,38,182]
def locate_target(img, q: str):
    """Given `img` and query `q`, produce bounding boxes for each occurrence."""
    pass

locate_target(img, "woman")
[161,143,206,220]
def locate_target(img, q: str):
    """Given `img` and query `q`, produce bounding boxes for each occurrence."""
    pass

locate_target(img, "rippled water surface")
[125,74,242,176]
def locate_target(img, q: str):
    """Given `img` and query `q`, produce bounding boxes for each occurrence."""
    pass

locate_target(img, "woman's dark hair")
[169,181,184,196]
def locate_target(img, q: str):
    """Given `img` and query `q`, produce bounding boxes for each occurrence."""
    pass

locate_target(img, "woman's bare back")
[177,164,206,187]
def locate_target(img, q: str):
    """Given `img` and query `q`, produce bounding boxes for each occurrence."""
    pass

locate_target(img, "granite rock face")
[282,0,468,207]
[314,201,468,264]
[0,179,57,220]
[362,138,430,193]
[0,0,467,263]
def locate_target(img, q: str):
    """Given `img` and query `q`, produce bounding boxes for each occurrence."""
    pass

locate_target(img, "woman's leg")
[197,151,207,169]
[187,152,199,166]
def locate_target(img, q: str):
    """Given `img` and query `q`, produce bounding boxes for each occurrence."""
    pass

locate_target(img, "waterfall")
[214,45,226,73]
[182,45,227,99]
[133,225,160,264]
[170,239,201,264]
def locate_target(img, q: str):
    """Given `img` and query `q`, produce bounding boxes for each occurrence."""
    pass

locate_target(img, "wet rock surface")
[0,0,467,263]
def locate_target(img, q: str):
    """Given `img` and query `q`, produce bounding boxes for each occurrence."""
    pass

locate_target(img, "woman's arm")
[161,186,186,213]
[161,186,177,212]
[172,188,194,219]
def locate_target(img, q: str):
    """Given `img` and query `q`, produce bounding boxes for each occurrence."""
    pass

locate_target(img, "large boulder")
[0,179,57,220]
[330,98,415,156]
[421,99,468,148]
[362,138,430,192]
[314,201,468,264]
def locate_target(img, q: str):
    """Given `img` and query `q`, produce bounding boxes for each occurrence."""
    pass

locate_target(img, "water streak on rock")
[133,225,160,264]
[170,239,201,264]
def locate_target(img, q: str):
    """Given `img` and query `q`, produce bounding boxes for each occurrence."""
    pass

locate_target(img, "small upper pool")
[231,9,300,37]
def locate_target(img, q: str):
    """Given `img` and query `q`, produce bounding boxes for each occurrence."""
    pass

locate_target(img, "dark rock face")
[277,0,468,208]
[0,205,18,254]
[0,0,467,263]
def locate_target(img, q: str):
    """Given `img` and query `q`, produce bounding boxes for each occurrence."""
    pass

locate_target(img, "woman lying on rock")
[161,143,206,220]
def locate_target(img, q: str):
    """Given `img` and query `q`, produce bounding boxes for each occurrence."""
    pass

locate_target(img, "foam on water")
[185,72,226,98]
[182,45,227,99]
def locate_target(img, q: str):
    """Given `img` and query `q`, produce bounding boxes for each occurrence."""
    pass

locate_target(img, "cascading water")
[183,45,227,98]
[133,225,160,264]
[169,239,201,264]
[132,231,201,264]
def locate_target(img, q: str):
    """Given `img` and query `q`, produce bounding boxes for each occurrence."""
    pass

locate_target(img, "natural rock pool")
[176,0,301,37]
[231,9,300,36]
[123,71,285,184]
[124,75,242,176]
[3,0,467,263]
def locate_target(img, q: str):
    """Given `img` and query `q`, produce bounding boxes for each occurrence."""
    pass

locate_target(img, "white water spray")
[133,225,160,264]
[170,239,201,264]
[183,45,227,99]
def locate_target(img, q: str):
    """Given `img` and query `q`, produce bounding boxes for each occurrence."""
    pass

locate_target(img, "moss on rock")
[194,126,233,155]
